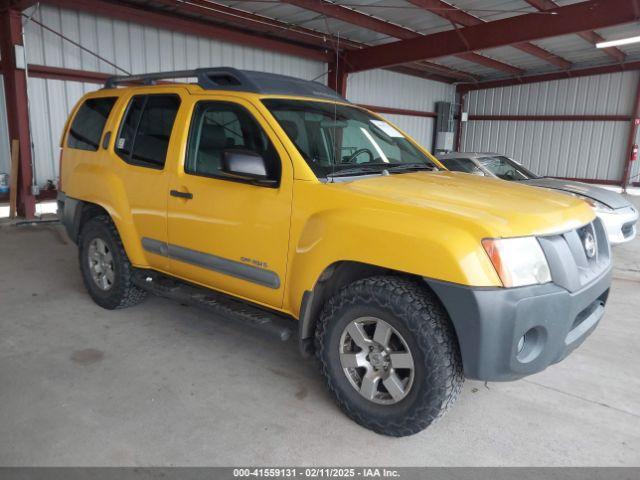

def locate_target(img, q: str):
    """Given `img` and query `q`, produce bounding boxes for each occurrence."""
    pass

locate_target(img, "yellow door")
[105,90,185,271]
[166,96,293,308]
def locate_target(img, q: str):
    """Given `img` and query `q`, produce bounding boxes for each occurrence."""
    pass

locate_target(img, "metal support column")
[0,8,36,218]
[455,90,467,152]
[622,75,640,191]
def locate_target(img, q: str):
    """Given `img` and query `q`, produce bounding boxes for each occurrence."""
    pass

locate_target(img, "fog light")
[516,327,546,364]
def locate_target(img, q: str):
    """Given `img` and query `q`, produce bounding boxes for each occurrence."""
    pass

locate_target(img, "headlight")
[582,197,614,214]
[564,192,613,214]
[482,237,551,288]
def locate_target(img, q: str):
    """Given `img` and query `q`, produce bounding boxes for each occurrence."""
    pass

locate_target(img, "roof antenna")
[331,33,340,182]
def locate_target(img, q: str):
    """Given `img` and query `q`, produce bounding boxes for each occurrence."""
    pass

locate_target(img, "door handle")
[170,189,193,200]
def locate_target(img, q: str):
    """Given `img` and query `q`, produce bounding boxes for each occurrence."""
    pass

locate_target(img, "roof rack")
[104,67,347,102]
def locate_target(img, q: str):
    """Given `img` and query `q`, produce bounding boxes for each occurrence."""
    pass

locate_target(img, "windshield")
[262,99,438,178]
[476,156,538,180]
[440,157,485,175]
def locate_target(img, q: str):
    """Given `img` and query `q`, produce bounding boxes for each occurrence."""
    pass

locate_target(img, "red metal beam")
[622,75,640,189]
[281,0,522,75]
[345,0,640,72]
[41,0,331,62]
[28,64,110,83]
[386,65,457,84]
[458,61,640,92]
[407,0,571,69]
[358,104,437,118]
[414,61,480,82]
[468,114,631,122]
[455,52,523,75]
[4,0,39,10]
[1,8,36,218]
[524,0,626,63]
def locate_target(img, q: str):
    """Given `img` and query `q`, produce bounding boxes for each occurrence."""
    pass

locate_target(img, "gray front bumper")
[426,267,611,381]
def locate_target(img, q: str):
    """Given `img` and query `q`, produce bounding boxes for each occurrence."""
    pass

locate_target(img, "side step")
[132,270,294,341]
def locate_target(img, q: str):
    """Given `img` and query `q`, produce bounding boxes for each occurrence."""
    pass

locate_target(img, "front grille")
[622,221,635,238]
[571,289,609,332]
[538,218,611,293]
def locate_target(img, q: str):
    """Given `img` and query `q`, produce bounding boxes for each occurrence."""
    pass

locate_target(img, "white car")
[437,152,638,245]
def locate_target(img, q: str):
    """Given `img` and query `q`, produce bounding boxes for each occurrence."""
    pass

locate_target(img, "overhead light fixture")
[596,35,640,49]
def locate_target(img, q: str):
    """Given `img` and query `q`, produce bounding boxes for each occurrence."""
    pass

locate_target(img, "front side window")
[262,99,438,179]
[185,101,280,182]
[477,156,537,181]
[116,94,180,169]
[67,97,117,151]
[440,158,485,175]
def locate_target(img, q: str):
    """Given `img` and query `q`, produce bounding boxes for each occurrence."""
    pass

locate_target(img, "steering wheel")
[503,169,517,180]
[343,148,374,164]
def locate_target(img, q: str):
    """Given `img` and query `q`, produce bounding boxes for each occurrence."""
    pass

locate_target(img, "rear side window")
[67,97,117,151]
[116,94,180,169]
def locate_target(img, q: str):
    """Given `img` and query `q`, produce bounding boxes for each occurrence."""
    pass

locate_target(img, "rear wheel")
[316,276,463,436]
[79,216,146,309]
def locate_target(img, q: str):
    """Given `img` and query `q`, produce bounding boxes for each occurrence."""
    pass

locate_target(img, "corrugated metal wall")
[26,78,96,185]
[348,69,455,149]
[461,71,639,182]
[22,4,327,185]
[0,76,11,178]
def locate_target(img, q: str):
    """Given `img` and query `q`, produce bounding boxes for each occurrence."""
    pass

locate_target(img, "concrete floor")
[1,200,639,466]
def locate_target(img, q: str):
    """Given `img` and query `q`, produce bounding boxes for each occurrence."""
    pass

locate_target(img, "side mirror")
[221,149,277,186]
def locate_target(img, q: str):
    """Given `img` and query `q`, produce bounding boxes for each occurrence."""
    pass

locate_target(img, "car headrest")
[279,120,299,141]
[199,123,227,150]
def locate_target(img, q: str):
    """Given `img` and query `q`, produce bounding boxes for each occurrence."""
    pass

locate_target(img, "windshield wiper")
[325,163,391,178]
[325,162,437,178]
[385,163,437,172]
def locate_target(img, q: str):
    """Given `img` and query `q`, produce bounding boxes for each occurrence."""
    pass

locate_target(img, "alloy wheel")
[339,316,415,405]
[87,238,115,291]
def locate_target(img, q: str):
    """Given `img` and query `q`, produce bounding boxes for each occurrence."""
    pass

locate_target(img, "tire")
[315,276,463,437]
[78,215,146,310]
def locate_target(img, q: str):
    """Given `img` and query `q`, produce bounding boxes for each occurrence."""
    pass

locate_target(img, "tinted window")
[185,101,280,182]
[477,156,536,180]
[67,97,116,151]
[116,95,180,169]
[441,158,484,175]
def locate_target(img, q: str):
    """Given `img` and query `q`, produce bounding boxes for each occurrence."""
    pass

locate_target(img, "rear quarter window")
[67,97,117,151]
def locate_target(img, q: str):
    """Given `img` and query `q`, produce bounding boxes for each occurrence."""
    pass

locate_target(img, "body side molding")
[141,237,280,289]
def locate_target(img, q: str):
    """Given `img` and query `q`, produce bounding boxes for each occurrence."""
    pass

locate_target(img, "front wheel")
[315,276,463,437]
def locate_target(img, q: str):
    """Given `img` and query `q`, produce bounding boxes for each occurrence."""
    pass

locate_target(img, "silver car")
[437,152,638,245]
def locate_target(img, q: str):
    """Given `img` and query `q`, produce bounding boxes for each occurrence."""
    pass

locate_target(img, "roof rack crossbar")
[104,67,348,102]
[104,67,261,92]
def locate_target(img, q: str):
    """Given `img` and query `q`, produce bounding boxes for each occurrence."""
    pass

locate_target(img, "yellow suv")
[58,68,612,436]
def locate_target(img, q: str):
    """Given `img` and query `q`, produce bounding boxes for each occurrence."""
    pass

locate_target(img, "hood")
[330,171,595,238]
[520,178,630,209]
